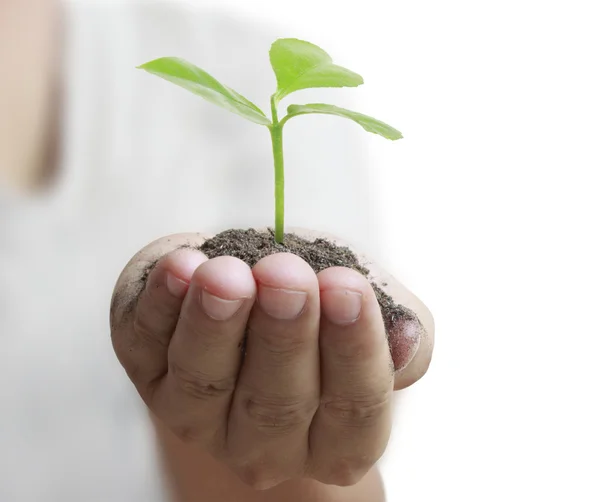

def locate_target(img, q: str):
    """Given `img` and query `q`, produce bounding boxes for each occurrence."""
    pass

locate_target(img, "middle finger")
[153,256,256,450]
[227,253,321,488]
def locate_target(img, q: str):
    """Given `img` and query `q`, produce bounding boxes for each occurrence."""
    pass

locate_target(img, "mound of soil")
[198,229,419,344]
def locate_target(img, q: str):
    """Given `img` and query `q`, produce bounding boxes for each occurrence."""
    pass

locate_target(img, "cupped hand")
[110,231,434,490]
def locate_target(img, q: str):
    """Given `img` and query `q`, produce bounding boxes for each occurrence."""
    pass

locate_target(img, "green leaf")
[270,39,364,103]
[138,57,271,126]
[285,104,403,140]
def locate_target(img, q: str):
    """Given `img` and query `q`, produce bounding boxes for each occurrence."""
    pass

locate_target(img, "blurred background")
[2,0,599,500]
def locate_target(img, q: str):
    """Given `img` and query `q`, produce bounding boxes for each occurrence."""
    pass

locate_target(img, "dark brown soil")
[198,229,419,346]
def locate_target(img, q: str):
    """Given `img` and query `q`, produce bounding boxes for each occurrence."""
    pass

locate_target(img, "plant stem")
[270,95,285,243]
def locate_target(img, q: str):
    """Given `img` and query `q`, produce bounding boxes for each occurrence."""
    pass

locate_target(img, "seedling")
[138,38,402,243]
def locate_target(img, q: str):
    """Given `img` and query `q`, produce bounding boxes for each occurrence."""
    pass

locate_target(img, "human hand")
[110,231,434,490]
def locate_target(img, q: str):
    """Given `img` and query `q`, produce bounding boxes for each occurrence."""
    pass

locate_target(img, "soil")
[197,228,419,346]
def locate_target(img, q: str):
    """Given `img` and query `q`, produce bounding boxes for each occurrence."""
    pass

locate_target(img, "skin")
[4,1,434,500]
[110,231,434,500]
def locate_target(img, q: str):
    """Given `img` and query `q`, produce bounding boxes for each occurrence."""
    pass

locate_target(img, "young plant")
[138,38,402,243]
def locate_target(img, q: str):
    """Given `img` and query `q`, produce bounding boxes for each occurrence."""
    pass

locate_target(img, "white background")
[182,1,599,500]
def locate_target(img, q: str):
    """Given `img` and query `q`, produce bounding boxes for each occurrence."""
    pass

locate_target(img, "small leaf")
[286,104,403,140]
[138,57,271,126]
[270,39,364,103]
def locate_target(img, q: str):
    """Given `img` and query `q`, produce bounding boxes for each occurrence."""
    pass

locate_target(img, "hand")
[110,231,434,490]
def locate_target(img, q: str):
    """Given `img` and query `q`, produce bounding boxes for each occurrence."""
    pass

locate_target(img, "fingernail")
[320,289,363,325]
[201,291,243,321]
[258,286,307,320]
[166,273,190,299]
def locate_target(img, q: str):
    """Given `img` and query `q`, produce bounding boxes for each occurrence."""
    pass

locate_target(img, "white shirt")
[0,2,375,500]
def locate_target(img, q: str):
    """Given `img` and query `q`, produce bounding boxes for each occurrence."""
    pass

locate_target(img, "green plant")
[138,38,402,243]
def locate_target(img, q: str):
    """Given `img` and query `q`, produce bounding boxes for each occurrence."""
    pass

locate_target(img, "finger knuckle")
[178,314,229,350]
[249,326,306,366]
[235,464,281,491]
[327,337,378,365]
[133,314,169,349]
[171,422,225,453]
[170,361,236,401]
[321,390,390,428]
[322,458,370,487]
[171,424,204,444]
[244,393,317,436]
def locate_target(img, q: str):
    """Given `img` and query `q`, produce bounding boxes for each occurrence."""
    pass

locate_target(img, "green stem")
[270,96,285,243]
[278,111,299,129]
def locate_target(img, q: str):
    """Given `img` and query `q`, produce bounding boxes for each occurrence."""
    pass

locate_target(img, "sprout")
[138,38,402,243]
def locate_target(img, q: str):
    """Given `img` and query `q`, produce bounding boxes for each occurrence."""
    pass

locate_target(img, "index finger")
[110,233,209,400]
